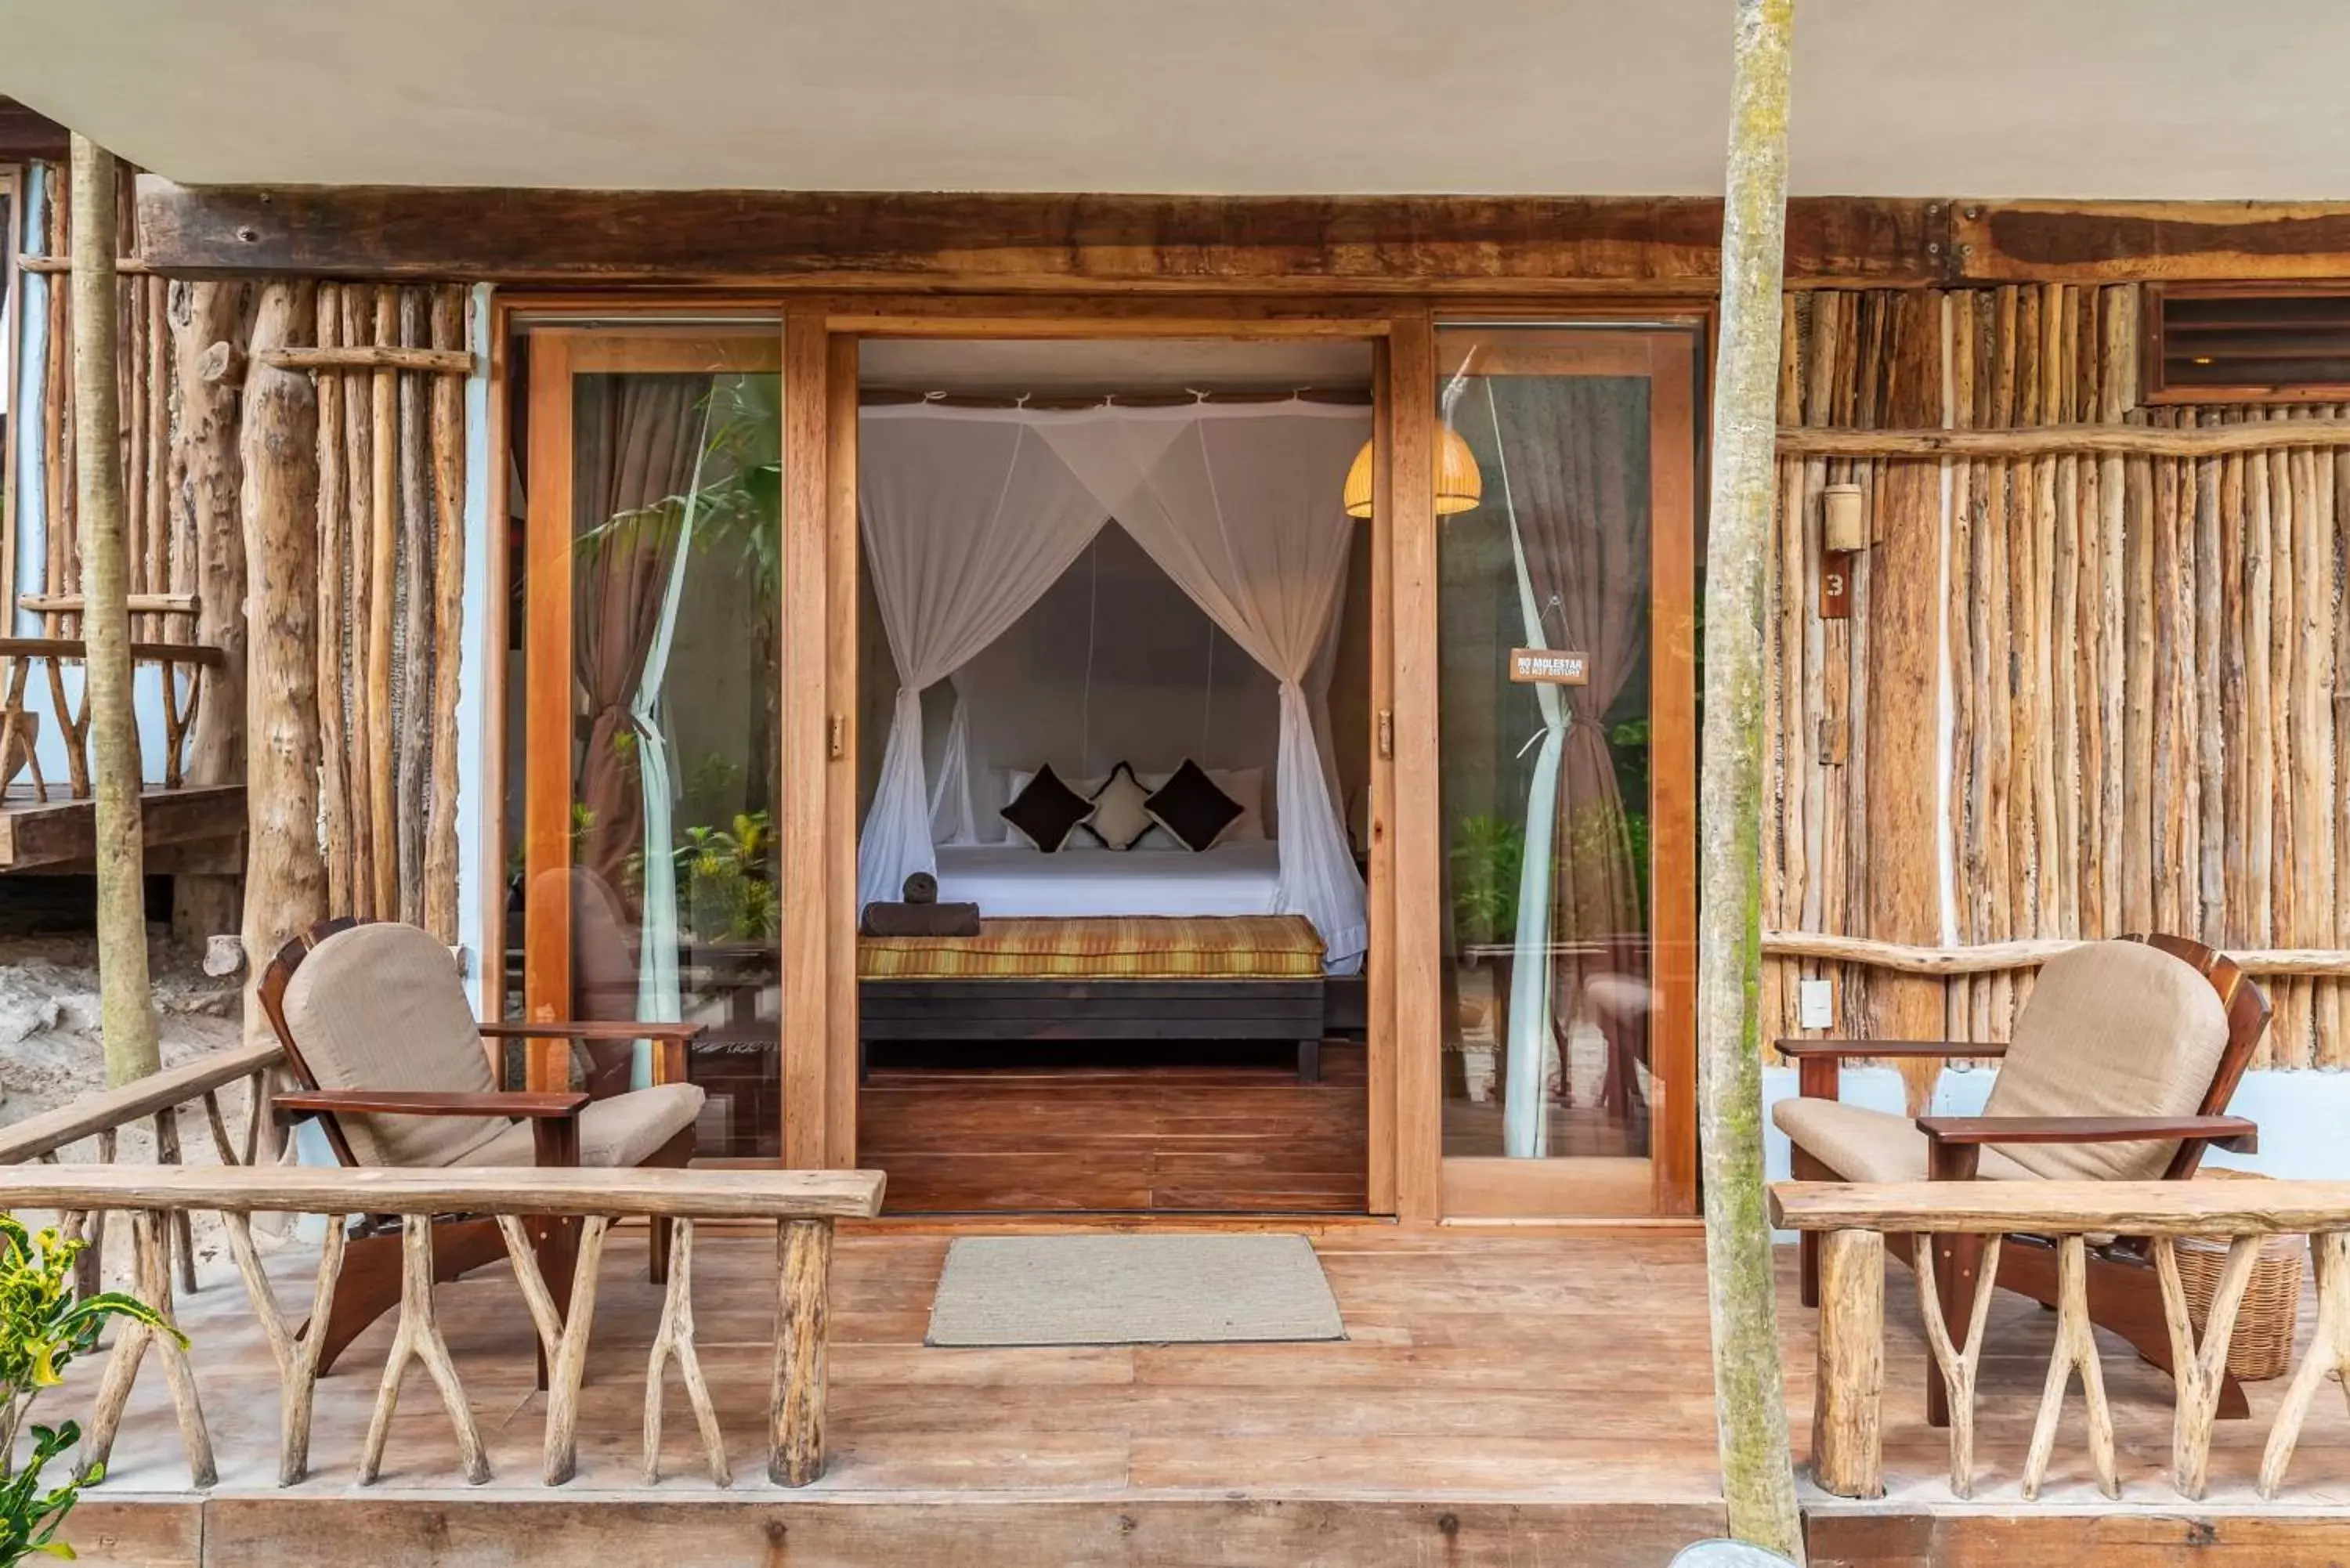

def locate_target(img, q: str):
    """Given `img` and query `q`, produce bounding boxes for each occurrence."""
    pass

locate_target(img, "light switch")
[1798,979,1835,1031]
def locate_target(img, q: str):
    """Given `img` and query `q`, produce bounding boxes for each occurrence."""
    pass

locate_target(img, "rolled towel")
[859,900,982,938]
[902,871,939,905]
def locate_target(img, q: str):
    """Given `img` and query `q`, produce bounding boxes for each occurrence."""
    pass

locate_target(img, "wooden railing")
[0,1038,281,1300]
[1773,1180,2350,1504]
[0,1165,884,1490]
[0,634,226,800]
[0,1050,886,1491]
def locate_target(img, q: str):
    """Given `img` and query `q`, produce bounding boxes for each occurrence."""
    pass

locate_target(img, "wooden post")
[70,135,163,1088]
[168,280,250,943]
[1696,2,1806,1559]
[1810,1228,1884,1499]
[238,280,326,1049]
[769,1217,831,1487]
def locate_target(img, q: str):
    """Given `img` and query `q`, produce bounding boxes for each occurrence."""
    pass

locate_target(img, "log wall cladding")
[307,280,472,939]
[27,165,191,649]
[14,164,472,945]
[1766,283,2350,1073]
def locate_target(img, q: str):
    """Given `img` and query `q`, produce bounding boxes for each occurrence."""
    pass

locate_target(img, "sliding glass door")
[515,326,784,1155]
[1430,324,1700,1216]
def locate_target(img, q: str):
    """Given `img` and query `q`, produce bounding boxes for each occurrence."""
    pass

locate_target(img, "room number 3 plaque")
[1507,648,1590,685]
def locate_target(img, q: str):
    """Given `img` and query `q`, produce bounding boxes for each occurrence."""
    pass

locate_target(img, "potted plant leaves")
[0,1216,183,1564]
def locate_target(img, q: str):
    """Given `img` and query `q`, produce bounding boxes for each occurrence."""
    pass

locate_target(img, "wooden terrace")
[67,1222,2350,1567]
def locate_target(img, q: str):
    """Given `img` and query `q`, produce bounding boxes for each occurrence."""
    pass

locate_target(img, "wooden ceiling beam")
[0,99,70,162]
[133,180,1947,291]
[1953,201,2350,283]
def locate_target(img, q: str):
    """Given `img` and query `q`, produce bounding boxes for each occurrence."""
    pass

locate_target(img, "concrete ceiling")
[2,0,2345,199]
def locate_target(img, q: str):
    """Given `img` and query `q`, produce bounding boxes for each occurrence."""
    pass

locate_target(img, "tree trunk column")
[170,279,251,944]
[70,135,162,1089]
[1696,0,1806,1559]
[238,281,326,1054]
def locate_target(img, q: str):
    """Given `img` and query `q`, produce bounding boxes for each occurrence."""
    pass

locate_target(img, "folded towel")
[860,900,982,938]
[902,871,939,905]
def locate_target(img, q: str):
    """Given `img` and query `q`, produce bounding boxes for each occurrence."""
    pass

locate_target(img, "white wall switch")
[1798,979,1835,1031]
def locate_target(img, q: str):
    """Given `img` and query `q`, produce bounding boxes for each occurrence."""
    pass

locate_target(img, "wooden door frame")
[812,300,1413,1207]
[511,316,787,1092]
[1423,317,1706,1219]
[490,289,1708,1221]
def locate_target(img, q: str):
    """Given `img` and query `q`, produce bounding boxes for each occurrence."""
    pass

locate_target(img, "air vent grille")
[2153,289,2350,402]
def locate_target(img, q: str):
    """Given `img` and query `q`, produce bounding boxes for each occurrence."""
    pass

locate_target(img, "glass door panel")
[1433,325,1697,1215]
[516,328,784,1156]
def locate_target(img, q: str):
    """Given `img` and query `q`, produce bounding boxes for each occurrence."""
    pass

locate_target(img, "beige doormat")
[925,1234,1347,1347]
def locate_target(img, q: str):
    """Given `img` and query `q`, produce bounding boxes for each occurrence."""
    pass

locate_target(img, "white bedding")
[933,841,1282,919]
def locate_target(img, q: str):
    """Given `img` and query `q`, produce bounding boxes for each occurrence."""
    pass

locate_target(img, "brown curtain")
[1481,376,1650,946]
[572,374,707,905]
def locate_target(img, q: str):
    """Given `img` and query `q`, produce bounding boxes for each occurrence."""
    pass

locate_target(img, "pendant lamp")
[1342,427,1484,519]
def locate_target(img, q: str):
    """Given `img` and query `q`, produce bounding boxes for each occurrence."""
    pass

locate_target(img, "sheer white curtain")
[1036,401,1370,971]
[855,405,1106,912]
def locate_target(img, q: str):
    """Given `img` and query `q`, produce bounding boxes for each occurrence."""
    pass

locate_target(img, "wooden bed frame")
[859,977,1328,1083]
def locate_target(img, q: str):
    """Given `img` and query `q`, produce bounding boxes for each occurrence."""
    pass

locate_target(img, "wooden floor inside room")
[856,1040,1368,1213]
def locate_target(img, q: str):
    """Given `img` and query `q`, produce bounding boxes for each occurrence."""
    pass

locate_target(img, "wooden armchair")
[1776,934,2269,1425]
[258,918,707,1375]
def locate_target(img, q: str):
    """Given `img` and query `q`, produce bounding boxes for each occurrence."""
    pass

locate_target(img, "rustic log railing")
[0,634,226,800]
[0,1165,885,1490]
[1761,931,2350,979]
[1773,1180,2350,1504]
[0,1037,282,1302]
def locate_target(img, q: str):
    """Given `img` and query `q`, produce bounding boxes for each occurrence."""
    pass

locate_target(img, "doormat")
[924,1233,1347,1347]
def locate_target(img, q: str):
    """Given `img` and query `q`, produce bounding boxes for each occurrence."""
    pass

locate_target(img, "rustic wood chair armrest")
[1915,1114,2258,1153]
[274,1089,590,1127]
[479,1021,707,1043]
[1776,1039,2005,1059]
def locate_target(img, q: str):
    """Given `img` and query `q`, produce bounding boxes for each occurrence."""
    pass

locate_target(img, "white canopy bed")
[851,393,1369,1081]
[854,395,1370,974]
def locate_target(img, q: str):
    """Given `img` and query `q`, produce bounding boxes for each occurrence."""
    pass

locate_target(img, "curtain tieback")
[1515,713,1571,760]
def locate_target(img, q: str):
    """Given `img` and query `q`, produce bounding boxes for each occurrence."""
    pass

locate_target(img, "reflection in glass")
[515,353,783,1155]
[1438,333,1657,1161]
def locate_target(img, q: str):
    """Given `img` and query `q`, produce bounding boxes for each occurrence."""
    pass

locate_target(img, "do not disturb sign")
[1508,647,1590,685]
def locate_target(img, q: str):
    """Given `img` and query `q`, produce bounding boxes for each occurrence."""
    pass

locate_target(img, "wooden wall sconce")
[1820,483,1865,618]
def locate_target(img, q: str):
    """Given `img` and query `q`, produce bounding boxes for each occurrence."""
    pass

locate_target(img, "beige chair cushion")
[1775,1097,2042,1183]
[456,1082,705,1169]
[1985,940,2230,1180]
[278,923,505,1169]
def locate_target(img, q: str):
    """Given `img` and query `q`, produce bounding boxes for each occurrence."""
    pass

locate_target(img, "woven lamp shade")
[1342,428,1484,519]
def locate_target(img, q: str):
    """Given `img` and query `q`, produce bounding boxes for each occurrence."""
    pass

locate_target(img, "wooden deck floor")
[76,1227,2350,1566]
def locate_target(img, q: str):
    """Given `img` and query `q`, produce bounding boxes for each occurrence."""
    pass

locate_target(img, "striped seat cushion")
[858,916,1325,981]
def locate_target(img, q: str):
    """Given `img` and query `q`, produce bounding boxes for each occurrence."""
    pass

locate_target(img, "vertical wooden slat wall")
[32,164,179,646]
[311,280,472,942]
[25,163,473,946]
[1766,283,2349,1072]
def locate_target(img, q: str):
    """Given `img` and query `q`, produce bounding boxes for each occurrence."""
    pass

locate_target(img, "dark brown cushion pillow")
[1000,764,1098,853]
[1144,759,1244,853]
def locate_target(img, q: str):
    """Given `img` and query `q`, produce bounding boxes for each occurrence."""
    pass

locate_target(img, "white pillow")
[1209,768,1266,844]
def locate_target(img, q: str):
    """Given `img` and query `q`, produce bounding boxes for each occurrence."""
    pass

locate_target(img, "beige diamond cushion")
[1983,939,2229,1180]
[278,923,506,1169]
[456,1082,703,1169]
[1774,1097,2043,1183]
